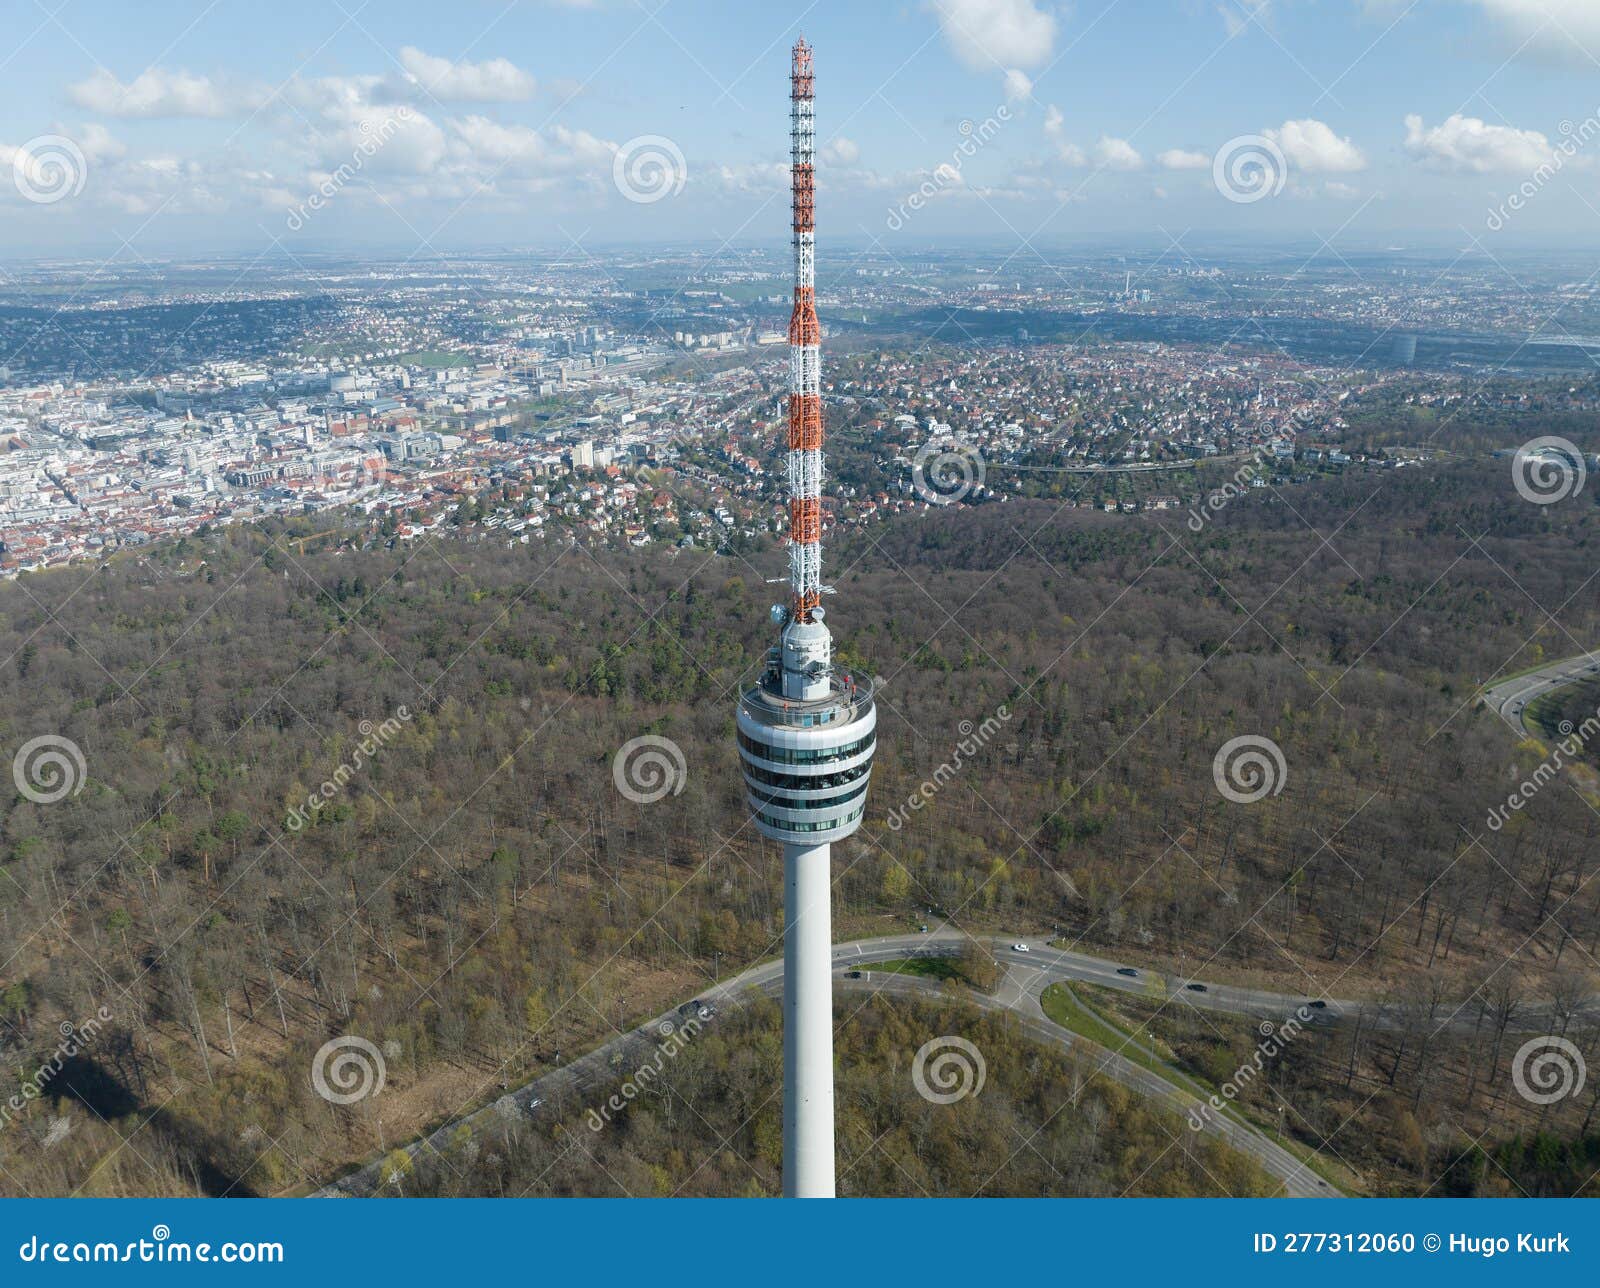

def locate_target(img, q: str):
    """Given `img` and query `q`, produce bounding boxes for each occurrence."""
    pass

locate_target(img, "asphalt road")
[1481,649,1600,734]
[832,933,1357,1020]
[835,968,1331,1197]
[316,930,1338,1198]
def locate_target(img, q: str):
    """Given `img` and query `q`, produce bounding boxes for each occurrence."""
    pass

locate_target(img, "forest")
[387,995,1274,1198]
[1,447,1598,1196]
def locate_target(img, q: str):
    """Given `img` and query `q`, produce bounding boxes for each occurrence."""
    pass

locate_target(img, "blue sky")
[4,0,1600,256]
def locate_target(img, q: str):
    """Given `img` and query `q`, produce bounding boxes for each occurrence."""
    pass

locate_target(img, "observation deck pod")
[735,667,876,845]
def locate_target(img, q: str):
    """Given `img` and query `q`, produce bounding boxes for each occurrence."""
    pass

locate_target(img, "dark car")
[1185,982,1208,993]
[1306,999,1328,1009]
[1116,967,1139,978]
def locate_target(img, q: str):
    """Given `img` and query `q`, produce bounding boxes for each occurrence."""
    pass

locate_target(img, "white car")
[1012,942,1029,952]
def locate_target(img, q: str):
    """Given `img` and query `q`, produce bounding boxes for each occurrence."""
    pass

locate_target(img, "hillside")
[2,455,1599,1195]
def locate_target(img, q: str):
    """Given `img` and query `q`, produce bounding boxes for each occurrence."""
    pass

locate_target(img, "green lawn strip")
[1525,675,1600,740]
[1065,983,1356,1193]
[1036,982,1320,1176]
[865,956,967,983]
[1040,982,1217,1102]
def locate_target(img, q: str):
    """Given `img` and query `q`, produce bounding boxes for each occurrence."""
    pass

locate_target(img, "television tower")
[734,37,876,1199]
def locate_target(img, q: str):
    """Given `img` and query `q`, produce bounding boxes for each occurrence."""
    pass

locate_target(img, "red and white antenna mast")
[787,37,822,622]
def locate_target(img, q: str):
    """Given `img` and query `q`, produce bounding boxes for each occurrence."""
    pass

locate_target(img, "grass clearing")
[867,956,967,983]
[1060,982,1358,1194]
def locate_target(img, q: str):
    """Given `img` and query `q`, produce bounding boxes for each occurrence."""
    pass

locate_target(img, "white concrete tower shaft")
[783,839,834,1197]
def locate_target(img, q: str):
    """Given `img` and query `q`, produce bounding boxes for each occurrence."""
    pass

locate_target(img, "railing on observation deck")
[738,671,874,730]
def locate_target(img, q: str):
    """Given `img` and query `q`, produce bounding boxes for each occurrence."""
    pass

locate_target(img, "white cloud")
[1403,112,1550,172]
[1042,105,1086,165]
[821,137,860,165]
[67,67,263,118]
[1264,119,1365,172]
[1002,69,1033,102]
[305,109,447,180]
[552,125,618,168]
[1219,0,1274,38]
[276,69,619,203]
[1470,1,1600,65]
[448,116,557,167]
[932,0,1057,72]
[397,47,536,102]
[285,74,384,117]
[75,123,126,163]
[0,135,278,218]
[707,161,791,195]
[1095,136,1143,170]
[1157,147,1210,170]
[449,116,611,177]
[1324,180,1361,199]
[17,53,632,224]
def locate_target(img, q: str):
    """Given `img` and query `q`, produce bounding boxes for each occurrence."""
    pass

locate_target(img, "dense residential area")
[10,250,1600,576]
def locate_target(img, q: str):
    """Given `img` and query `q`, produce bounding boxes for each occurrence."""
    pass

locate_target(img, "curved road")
[840,934,1359,1020]
[1482,649,1600,735]
[316,931,1336,1198]
[837,967,1331,1196]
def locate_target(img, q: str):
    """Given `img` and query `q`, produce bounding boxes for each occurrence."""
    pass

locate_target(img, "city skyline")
[5,1,1600,256]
